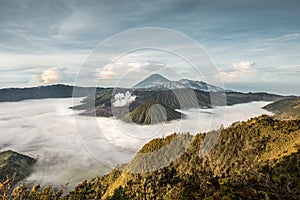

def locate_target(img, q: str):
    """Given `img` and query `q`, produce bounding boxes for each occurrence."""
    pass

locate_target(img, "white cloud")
[218,61,256,82]
[0,54,85,68]
[262,33,300,43]
[233,61,255,71]
[41,67,62,84]
[96,61,166,80]
[127,62,144,72]
[218,71,238,82]
[113,91,136,107]
[127,62,166,72]
[28,74,41,86]
[100,68,116,79]
[95,62,121,79]
[27,67,64,86]
[0,98,271,186]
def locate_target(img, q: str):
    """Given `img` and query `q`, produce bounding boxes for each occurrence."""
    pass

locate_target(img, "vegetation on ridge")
[263,97,300,120]
[0,150,35,184]
[1,114,300,199]
[65,115,300,200]
[123,102,183,124]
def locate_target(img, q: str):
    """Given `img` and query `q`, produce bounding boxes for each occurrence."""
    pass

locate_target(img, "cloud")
[28,74,41,86]
[218,71,238,82]
[41,67,62,84]
[125,62,166,74]
[113,91,136,107]
[96,61,166,80]
[95,62,121,79]
[0,54,86,68]
[233,61,255,71]
[261,33,300,43]
[100,68,116,79]
[27,67,64,86]
[0,98,271,186]
[127,62,144,72]
[142,62,166,72]
[218,61,256,82]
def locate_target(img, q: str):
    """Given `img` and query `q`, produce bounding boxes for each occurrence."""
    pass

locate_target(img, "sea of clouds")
[0,98,272,187]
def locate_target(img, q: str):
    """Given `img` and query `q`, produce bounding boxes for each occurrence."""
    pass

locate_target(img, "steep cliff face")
[68,115,300,200]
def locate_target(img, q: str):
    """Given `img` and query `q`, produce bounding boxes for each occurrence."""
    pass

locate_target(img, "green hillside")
[0,150,35,183]
[263,97,300,120]
[1,116,300,199]
[66,115,300,200]
[123,102,183,125]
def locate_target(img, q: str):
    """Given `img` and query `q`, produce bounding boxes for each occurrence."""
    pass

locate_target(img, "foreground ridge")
[67,115,300,200]
[1,115,299,199]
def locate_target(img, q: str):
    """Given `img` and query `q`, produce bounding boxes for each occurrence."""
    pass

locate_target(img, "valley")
[0,75,298,199]
[73,74,285,125]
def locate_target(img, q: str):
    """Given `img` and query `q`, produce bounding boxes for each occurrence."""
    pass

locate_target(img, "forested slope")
[67,115,300,200]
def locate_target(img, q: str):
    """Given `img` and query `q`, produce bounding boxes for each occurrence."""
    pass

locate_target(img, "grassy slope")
[0,150,35,183]
[123,102,183,125]
[68,115,300,200]
[263,97,300,120]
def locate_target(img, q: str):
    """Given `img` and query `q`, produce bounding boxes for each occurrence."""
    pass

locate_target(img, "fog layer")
[0,98,271,186]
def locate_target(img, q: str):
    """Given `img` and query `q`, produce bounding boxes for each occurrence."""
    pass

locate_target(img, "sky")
[0,0,300,95]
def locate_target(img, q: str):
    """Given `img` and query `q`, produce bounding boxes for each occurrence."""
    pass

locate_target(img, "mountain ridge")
[3,115,300,199]
[133,74,171,88]
[73,87,285,125]
[0,84,103,102]
[263,97,300,120]
[0,150,36,184]
[123,102,184,124]
[67,115,300,199]
[72,74,287,125]
[2,99,300,199]
[133,74,226,92]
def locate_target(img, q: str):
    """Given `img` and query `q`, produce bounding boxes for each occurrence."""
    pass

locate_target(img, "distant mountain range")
[0,74,295,125]
[0,84,102,102]
[133,73,228,92]
[74,88,285,125]
[73,74,288,125]
[0,74,227,103]
[0,74,289,103]
[2,98,300,198]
